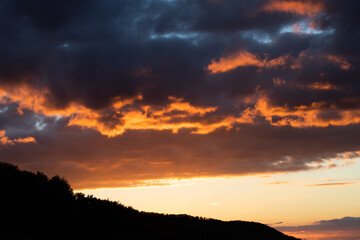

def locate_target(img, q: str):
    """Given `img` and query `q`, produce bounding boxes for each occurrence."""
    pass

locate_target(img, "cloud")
[273,77,286,86]
[262,0,324,17]
[1,85,255,137]
[210,202,221,206]
[297,82,339,91]
[207,50,290,73]
[324,55,351,70]
[264,180,293,185]
[277,217,360,240]
[0,0,360,189]
[0,130,36,145]
[253,95,360,128]
[307,182,357,187]
[4,84,360,139]
[1,108,360,189]
[264,177,360,186]
[0,0,359,111]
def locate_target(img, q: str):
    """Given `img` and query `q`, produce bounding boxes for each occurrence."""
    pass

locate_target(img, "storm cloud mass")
[1,0,360,188]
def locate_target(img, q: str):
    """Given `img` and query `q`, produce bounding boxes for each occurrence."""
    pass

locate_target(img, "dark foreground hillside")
[0,162,300,240]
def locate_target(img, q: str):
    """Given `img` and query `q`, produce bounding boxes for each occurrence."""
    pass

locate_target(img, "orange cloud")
[68,96,224,137]
[289,51,351,71]
[297,82,339,91]
[0,130,36,145]
[13,137,37,143]
[254,96,360,128]
[207,50,289,73]
[262,0,324,17]
[1,85,255,137]
[324,55,351,70]
[2,84,360,138]
[273,77,286,86]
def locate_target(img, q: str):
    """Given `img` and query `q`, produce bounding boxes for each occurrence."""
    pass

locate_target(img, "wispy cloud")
[277,217,360,240]
[207,50,290,73]
[307,182,358,187]
[0,130,36,146]
[263,180,294,185]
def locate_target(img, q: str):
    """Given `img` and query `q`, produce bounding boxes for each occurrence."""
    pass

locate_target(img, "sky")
[0,0,360,239]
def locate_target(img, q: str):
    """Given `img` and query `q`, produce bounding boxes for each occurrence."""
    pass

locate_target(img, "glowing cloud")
[0,130,36,145]
[207,50,289,73]
[0,85,254,137]
[68,97,222,137]
[289,52,351,71]
[67,96,259,136]
[273,77,286,86]
[254,96,360,128]
[262,0,324,17]
[298,82,339,91]
[324,55,351,70]
[253,96,360,128]
[2,84,360,138]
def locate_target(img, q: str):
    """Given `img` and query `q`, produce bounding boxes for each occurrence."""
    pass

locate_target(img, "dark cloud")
[1,0,360,188]
[1,103,360,188]
[8,0,92,31]
[322,0,360,56]
[277,217,360,240]
[0,0,358,110]
[316,110,343,121]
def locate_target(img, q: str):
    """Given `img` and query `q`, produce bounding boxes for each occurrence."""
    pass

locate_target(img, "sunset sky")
[1,0,360,239]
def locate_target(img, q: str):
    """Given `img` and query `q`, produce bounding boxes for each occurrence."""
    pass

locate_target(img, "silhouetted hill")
[0,162,300,240]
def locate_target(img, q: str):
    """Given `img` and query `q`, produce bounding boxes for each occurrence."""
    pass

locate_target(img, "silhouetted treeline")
[0,162,300,240]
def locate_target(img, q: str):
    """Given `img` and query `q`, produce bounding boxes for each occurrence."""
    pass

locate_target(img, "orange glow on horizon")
[77,161,360,226]
[281,230,360,240]
[282,231,339,240]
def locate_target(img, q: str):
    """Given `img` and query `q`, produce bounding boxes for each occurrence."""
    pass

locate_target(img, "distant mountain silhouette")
[0,162,300,240]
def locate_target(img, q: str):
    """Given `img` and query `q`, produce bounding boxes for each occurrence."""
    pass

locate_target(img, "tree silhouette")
[0,162,300,240]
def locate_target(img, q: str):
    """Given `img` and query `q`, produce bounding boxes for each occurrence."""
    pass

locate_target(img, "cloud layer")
[1,0,360,188]
[277,217,360,240]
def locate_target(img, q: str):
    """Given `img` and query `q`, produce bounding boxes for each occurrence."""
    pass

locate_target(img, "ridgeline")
[0,162,300,240]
